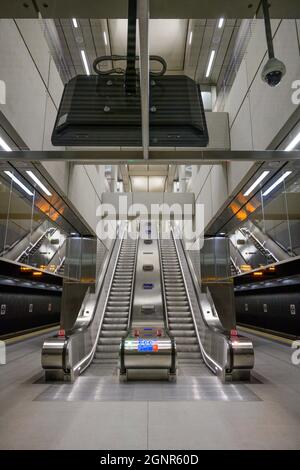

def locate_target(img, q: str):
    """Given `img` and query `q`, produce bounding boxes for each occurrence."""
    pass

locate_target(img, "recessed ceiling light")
[4,170,34,196]
[80,50,90,75]
[218,18,224,28]
[72,18,78,28]
[262,171,292,196]
[26,171,52,196]
[206,50,216,78]
[243,171,270,196]
[189,31,193,46]
[285,131,300,151]
[0,136,12,152]
[103,31,108,46]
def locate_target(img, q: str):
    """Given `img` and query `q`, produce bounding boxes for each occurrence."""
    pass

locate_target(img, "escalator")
[239,227,277,264]
[93,237,137,369]
[42,224,254,383]
[160,237,203,368]
[17,227,57,264]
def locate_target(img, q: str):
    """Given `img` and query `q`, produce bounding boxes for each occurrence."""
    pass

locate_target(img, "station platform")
[1,329,300,450]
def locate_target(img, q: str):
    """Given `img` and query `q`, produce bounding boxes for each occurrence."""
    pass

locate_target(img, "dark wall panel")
[0,286,61,336]
[235,286,300,337]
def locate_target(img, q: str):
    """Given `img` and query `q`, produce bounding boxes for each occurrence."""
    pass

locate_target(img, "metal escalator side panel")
[41,226,126,381]
[172,230,254,380]
[94,235,138,369]
[120,223,176,380]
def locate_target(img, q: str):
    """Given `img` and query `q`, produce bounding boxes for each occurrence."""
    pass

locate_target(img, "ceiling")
[53,18,242,86]
[123,164,171,192]
[50,17,241,192]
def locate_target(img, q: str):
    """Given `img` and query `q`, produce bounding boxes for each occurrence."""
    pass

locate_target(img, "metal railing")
[41,223,127,380]
[172,228,254,381]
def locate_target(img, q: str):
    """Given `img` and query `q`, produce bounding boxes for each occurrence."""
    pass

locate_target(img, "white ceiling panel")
[51,18,242,86]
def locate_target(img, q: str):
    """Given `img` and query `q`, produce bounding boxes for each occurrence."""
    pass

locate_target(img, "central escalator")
[42,224,254,383]
[160,237,203,368]
[93,237,137,370]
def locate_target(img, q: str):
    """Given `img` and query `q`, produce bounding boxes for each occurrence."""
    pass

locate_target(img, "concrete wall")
[0,19,110,236]
[188,19,300,231]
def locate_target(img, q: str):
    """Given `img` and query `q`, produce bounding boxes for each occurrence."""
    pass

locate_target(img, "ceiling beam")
[4,1,299,19]
[119,164,131,191]
[138,0,150,160]
[166,164,177,192]
[1,149,300,164]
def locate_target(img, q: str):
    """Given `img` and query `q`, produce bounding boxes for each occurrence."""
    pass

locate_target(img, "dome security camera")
[261,57,286,88]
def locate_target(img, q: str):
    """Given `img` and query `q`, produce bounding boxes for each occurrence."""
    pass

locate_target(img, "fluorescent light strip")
[243,171,270,196]
[103,31,108,46]
[285,131,300,151]
[205,50,216,78]
[80,50,90,75]
[72,18,78,28]
[0,136,12,152]
[218,18,224,28]
[262,171,292,197]
[4,171,34,196]
[26,171,52,196]
[189,31,193,46]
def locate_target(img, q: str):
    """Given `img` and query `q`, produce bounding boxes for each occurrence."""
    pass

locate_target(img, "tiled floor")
[1,331,300,449]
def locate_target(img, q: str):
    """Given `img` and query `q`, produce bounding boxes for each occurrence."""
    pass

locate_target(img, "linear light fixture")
[189,31,193,46]
[243,171,270,196]
[80,50,90,75]
[218,18,224,28]
[285,131,300,151]
[26,171,52,196]
[205,50,216,78]
[262,171,292,197]
[103,31,108,46]
[72,18,78,28]
[4,170,34,196]
[0,136,12,152]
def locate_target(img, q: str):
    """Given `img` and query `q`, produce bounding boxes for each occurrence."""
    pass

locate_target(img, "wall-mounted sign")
[290,304,296,315]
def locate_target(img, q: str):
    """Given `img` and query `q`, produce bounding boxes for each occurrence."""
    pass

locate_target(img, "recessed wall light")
[80,50,90,75]
[4,171,34,196]
[285,131,300,151]
[26,171,52,196]
[206,50,216,78]
[0,137,12,152]
[262,171,292,196]
[243,171,270,196]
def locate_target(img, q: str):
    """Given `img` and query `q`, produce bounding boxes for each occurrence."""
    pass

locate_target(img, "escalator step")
[94,352,119,360]
[98,337,121,345]
[96,345,119,353]
[176,345,200,352]
[177,352,202,359]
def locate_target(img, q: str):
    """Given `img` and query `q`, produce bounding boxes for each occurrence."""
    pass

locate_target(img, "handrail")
[172,228,254,380]
[42,223,127,380]
[126,232,139,330]
[156,229,170,331]
[171,229,223,374]
[71,226,127,374]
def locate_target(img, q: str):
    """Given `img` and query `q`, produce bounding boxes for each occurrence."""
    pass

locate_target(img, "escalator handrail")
[68,226,128,374]
[156,229,170,332]
[170,229,225,374]
[126,233,139,330]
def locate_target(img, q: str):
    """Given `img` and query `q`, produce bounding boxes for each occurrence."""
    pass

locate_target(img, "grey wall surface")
[188,19,300,234]
[0,19,111,236]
